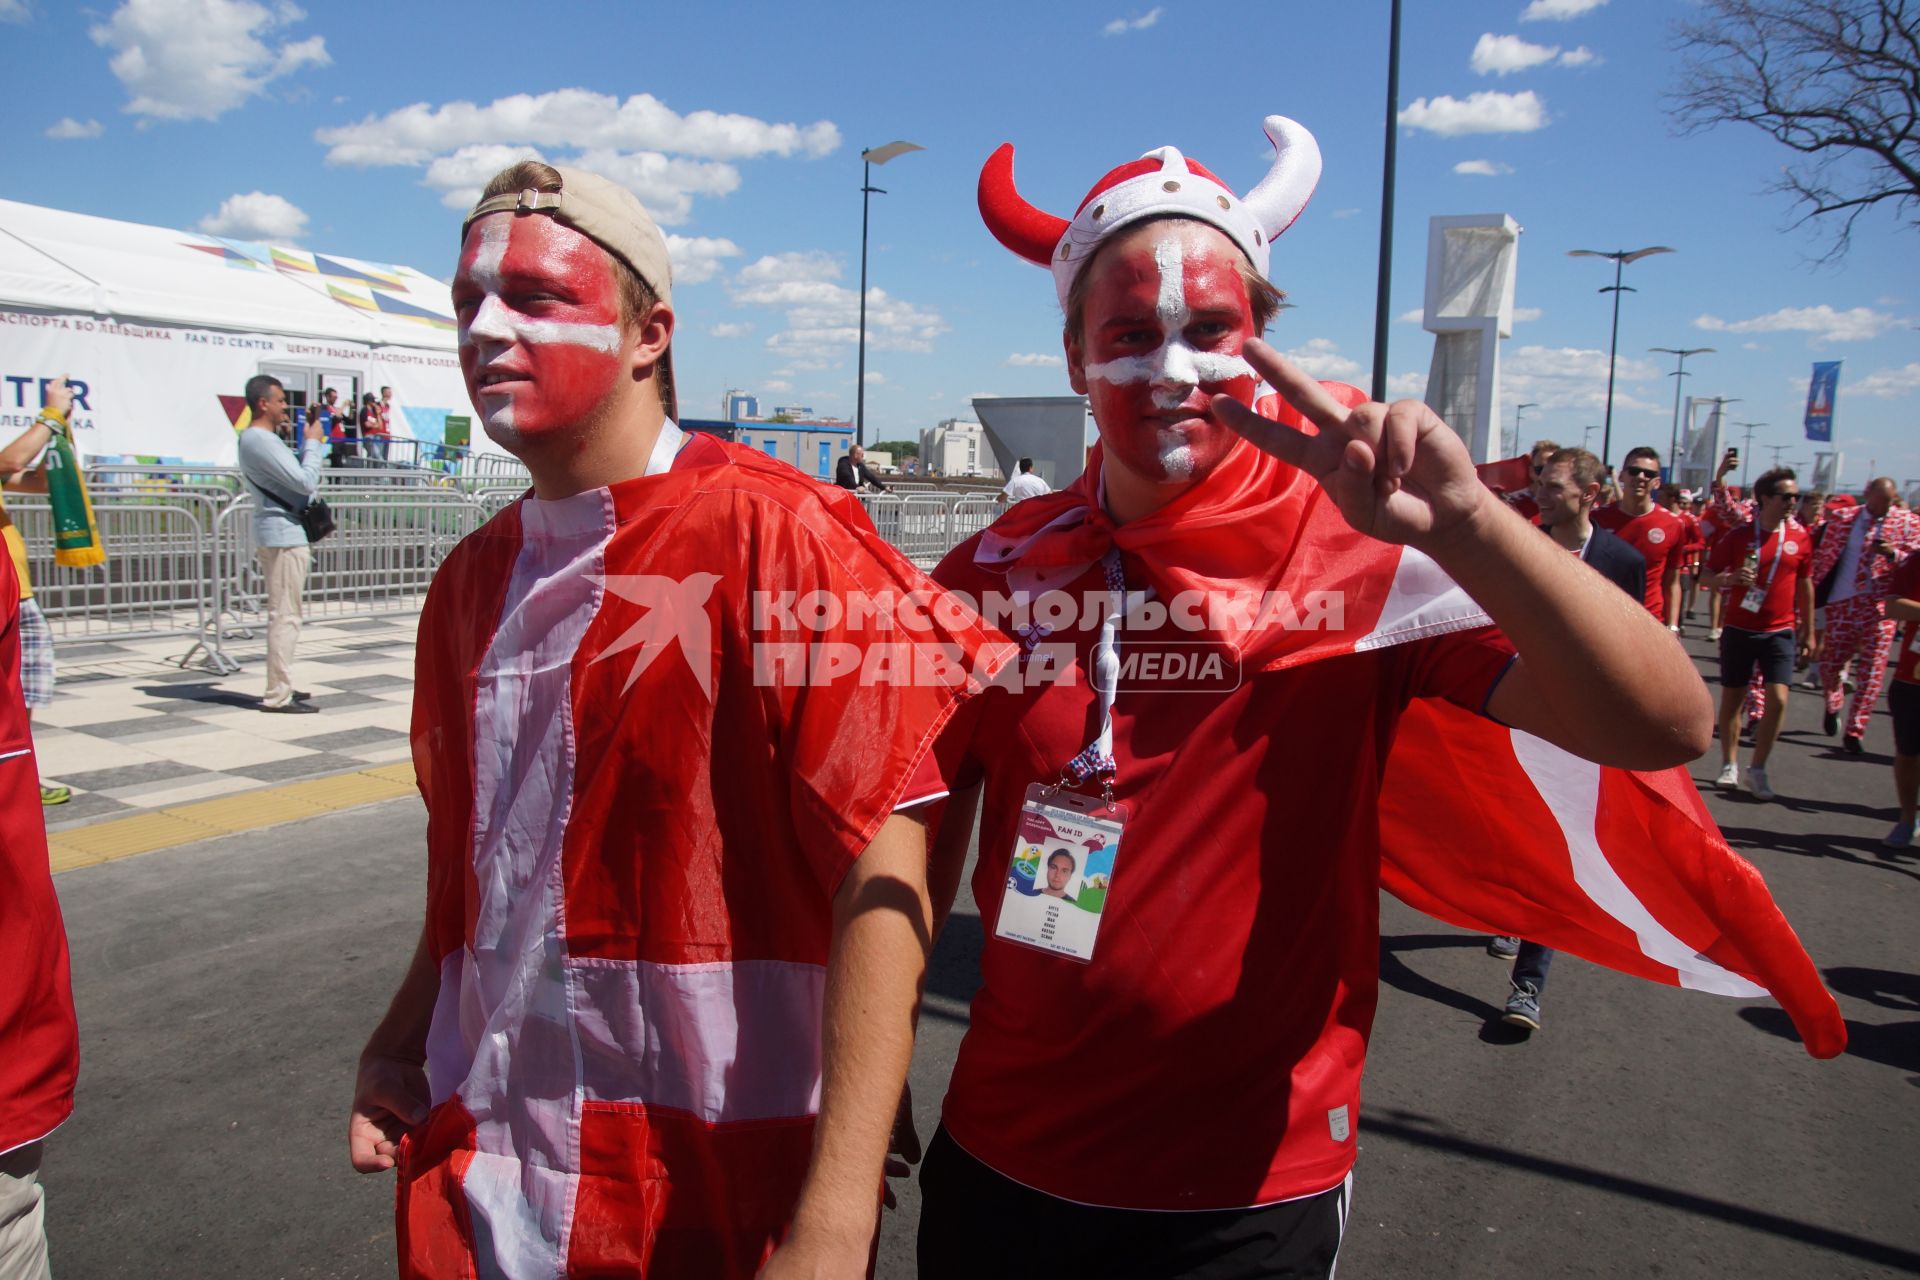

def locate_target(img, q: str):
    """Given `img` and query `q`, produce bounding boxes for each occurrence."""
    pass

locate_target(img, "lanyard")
[1749,520,1785,595]
[1058,549,1129,803]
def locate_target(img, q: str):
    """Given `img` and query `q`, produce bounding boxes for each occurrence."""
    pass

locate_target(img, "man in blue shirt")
[234,374,323,713]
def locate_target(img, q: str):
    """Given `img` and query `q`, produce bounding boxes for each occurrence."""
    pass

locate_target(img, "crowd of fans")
[1508,438,1920,841]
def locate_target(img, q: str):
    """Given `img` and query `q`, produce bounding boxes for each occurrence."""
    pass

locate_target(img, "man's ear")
[627,302,675,380]
[1064,327,1089,396]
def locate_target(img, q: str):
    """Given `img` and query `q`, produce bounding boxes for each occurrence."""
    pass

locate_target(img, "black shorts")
[1718,626,1795,689]
[916,1125,1350,1280]
[1890,680,1920,757]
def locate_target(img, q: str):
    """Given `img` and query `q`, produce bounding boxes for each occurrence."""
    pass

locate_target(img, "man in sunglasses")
[1594,446,1687,632]
[1699,469,1815,800]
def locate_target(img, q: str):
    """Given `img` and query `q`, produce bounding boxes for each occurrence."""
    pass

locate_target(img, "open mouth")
[475,370,528,393]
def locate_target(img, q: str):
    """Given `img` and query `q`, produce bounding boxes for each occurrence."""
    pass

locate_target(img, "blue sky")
[4,0,1915,485]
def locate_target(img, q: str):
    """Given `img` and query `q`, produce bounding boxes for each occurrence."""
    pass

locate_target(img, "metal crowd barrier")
[6,465,1007,676]
[856,493,1007,569]
[8,495,220,654]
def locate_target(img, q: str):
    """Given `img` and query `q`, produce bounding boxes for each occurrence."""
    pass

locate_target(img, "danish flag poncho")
[976,400,1845,1060]
[395,430,1009,1277]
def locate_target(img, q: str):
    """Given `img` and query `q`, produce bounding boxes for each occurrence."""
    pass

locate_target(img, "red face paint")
[1073,222,1258,487]
[452,213,627,442]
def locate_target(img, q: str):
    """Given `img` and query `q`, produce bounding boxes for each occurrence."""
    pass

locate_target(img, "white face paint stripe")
[470,217,510,291]
[1155,236,1186,328]
[1083,234,1257,391]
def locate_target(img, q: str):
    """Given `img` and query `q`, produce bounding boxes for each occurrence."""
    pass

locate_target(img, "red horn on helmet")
[978,143,1070,268]
[1239,115,1322,243]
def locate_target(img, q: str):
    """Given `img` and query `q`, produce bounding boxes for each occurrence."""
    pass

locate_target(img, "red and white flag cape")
[975,386,1846,1060]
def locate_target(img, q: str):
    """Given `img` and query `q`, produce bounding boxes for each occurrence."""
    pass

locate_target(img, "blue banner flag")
[1804,362,1841,442]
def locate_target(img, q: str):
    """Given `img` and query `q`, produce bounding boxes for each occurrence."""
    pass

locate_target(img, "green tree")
[872,439,919,458]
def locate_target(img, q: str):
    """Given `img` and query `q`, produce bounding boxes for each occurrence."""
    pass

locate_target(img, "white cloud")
[197,191,308,241]
[1387,372,1427,397]
[1694,305,1902,345]
[1855,363,1920,398]
[1398,308,1425,324]
[45,118,103,140]
[664,234,741,286]
[1102,7,1163,34]
[1281,337,1365,382]
[420,144,545,207]
[1513,306,1543,322]
[1399,90,1547,136]
[90,0,331,122]
[316,89,837,226]
[317,89,837,167]
[1521,0,1606,19]
[0,0,28,23]
[1329,207,1363,220]
[1006,352,1064,367]
[1558,46,1598,66]
[762,379,793,393]
[1502,345,1662,413]
[1472,33,1559,76]
[729,251,947,364]
[1454,159,1515,176]
[863,371,886,384]
[708,322,753,339]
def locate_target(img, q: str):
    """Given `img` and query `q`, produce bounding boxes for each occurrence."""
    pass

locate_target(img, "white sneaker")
[1708,627,1723,641]
[1746,765,1776,801]
[1716,761,1739,788]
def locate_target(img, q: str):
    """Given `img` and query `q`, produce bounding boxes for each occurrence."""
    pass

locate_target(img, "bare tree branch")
[1670,0,1919,258]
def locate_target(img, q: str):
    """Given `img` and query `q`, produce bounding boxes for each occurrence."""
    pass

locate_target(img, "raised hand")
[41,377,74,421]
[1208,338,1492,550]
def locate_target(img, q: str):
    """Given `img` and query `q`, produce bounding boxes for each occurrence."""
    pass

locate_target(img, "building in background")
[770,405,816,421]
[920,419,1001,479]
[722,390,759,422]
[732,419,855,482]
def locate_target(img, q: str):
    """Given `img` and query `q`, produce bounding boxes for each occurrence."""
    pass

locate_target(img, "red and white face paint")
[1073,221,1258,486]
[453,212,628,443]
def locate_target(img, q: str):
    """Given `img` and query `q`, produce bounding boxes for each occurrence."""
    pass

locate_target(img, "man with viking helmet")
[904,116,1840,1276]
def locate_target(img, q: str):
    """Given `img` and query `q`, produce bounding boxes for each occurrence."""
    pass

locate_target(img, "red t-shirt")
[1593,504,1685,620]
[1708,521,1812,634]
[1890,554,1920,686]
[924,541,1516,1211]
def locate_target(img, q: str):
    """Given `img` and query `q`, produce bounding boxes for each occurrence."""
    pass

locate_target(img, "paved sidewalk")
[34,610,421,831]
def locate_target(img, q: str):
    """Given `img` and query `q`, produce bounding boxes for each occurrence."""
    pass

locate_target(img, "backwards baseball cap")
[462,164,674,307]
[978,115,1322,308]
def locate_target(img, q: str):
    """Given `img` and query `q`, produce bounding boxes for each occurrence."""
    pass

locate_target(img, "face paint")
[453,213,628,442]
[1074,222,1258,487]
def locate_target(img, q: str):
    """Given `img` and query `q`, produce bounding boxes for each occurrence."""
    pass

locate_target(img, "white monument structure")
[1420,214,1521,463]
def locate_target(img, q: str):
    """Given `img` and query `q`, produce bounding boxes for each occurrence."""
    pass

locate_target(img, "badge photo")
[995,784,1124,963]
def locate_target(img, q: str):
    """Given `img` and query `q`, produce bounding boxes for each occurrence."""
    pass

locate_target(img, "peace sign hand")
[1208,339,1493,551]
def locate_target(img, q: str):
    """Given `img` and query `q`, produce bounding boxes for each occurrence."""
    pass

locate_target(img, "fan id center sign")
[0,307,473,466]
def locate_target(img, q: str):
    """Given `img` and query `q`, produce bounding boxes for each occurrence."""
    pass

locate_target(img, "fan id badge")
[994,784,1128,964]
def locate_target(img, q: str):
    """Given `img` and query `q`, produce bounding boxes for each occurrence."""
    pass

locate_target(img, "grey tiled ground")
[34,612,419,828]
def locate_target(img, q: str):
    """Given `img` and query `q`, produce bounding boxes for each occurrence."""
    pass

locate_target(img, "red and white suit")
[395,426,1004,1277]
[1810,503,1920,739]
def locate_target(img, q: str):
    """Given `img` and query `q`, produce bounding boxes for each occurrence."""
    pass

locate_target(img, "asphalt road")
[36,637,1920,1278]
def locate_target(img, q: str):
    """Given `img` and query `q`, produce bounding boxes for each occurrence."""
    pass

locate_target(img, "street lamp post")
[1569,246,1674,473]
[856,140,925,448]
[1582,424,1599,451]
[1509,402,1540,459]
[1732,421,1767,487]
[1650,346,1713,475]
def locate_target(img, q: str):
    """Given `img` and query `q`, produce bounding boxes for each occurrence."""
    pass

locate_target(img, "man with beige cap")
[347,161,1005,1278]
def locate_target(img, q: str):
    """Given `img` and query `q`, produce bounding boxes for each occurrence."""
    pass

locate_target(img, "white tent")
[0,197,482,465]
